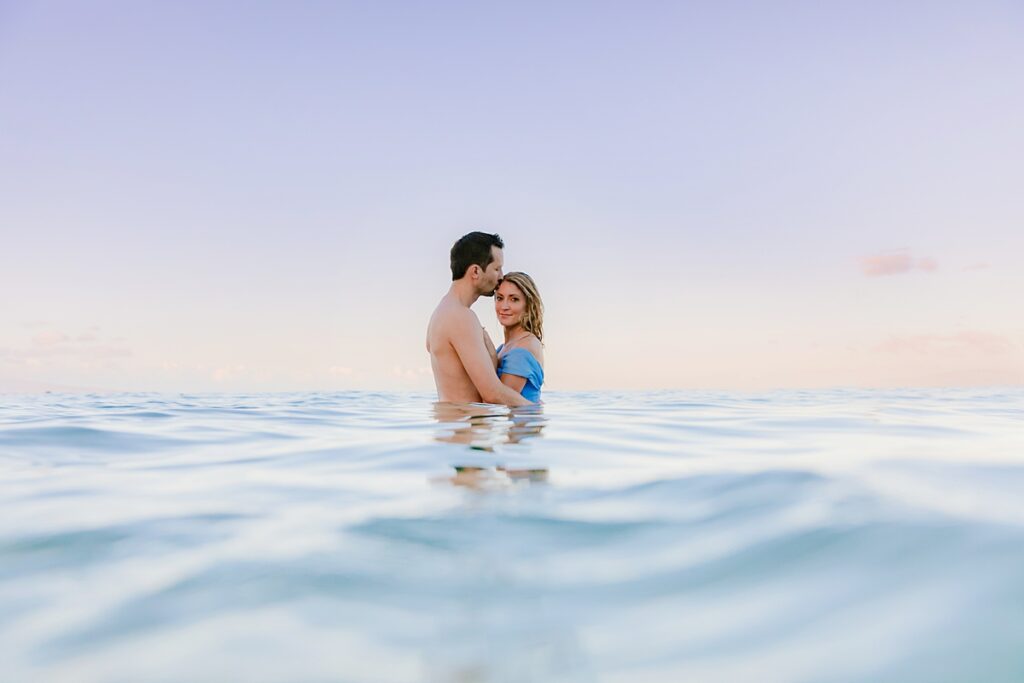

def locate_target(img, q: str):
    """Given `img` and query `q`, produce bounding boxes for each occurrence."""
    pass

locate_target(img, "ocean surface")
[2,389,1023,683]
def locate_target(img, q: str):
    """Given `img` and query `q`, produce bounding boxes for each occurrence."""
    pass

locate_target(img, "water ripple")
[1,389,1022,682]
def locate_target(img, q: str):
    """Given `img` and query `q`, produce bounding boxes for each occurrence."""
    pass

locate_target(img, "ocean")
[2,389,1023,682]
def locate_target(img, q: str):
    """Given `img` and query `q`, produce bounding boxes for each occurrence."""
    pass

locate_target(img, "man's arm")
[451,313,532,406]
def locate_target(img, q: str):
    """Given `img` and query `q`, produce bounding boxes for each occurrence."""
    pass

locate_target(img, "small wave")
[0,425,185,452]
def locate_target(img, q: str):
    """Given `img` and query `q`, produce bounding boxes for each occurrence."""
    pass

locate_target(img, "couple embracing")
[427,232,544,406]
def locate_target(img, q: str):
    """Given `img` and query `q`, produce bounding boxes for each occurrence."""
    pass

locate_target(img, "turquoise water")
[2,389,1023,682]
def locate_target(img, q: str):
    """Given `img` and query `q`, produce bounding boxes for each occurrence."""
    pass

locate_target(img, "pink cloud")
[212,365,246,382]
[392,365,431,380]
[860,250,938,277]
[874,331,1019,355]
[2,328,132,369]
[964,262,990,271]
[33,330,71,346]
[3,345,132,362]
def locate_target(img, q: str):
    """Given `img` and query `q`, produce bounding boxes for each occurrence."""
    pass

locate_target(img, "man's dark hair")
[450,231,504,280]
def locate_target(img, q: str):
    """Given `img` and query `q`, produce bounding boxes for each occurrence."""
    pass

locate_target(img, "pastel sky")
[2,1,1022,393]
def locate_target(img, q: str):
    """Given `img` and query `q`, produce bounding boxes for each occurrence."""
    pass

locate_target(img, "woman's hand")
[482,327,498,370]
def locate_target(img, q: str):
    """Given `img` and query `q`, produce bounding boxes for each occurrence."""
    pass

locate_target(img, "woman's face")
[495,280,526,329]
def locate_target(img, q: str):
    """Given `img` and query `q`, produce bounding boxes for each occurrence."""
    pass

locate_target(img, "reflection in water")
[432,402,547,450]
[432,402,549,490]
[426,402,591,681]
[445,465,550,490]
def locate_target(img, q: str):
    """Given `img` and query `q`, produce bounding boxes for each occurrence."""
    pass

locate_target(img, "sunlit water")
[2,389,1024,682]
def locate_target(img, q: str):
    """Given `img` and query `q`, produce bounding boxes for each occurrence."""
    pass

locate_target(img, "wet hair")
[450,231,504,280]
[499,272,544,343]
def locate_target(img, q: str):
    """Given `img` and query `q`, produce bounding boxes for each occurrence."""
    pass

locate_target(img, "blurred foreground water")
[2,389,1023,682]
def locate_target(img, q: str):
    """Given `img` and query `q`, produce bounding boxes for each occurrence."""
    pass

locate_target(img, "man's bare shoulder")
[429,296,480,353]
[432,297,478,330]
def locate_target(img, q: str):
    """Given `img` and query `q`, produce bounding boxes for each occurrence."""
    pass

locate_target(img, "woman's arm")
[500,373,527,393]
[483,328,498,370]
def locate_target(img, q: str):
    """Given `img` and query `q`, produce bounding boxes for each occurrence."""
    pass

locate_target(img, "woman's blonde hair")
[500,271,544,343]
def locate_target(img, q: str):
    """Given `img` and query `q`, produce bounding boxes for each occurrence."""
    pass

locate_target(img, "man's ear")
[469,264,481,279]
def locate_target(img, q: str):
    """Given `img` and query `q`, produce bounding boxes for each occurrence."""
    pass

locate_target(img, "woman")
[493,271,545,403]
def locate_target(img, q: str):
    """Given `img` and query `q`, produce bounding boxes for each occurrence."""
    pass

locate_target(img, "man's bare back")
[427,295,486,403]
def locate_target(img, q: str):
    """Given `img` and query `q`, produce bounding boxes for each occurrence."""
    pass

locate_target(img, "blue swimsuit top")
[496,344,544,403]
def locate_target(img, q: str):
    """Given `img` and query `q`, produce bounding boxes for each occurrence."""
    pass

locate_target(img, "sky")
[1,0,1022,393]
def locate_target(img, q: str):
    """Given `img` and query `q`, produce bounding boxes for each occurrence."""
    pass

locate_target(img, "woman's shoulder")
[499,334,544,365]
[521,336,544,366]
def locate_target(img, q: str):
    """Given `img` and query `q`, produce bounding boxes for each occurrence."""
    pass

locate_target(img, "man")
[427,232,533,406]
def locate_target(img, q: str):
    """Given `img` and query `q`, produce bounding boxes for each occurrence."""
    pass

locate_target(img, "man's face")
[478,246,504,297]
